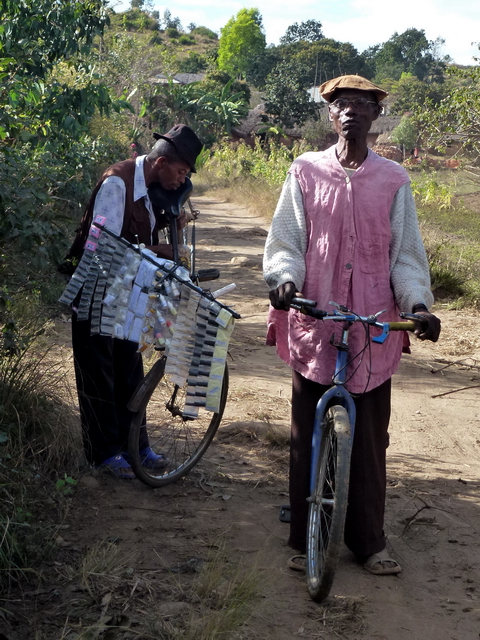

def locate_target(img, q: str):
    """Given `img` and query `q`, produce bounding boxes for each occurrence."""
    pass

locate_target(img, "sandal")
[364,550,402,575]
[287,554,306,573]
[97,454,135,480]
[123,448,168,470]
[139,447,168,470]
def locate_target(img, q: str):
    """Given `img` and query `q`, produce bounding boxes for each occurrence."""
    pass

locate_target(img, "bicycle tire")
[128,356,229,487]
[306,404,352,602]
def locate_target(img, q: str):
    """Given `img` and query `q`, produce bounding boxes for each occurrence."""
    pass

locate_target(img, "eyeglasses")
[330,97,378,111]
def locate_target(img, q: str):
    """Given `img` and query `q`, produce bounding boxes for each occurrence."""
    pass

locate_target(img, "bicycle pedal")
[279,505,291,523]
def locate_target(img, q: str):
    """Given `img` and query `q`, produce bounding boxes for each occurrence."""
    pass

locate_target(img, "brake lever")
[400,312,429,329]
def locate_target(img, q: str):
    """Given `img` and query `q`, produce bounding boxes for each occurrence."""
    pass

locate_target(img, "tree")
[200,71,251,105]
[263,60,319,128]
[391,115,418,159]
[163,8,182,30]
[280,19,324,44]
[246,46,282,88]
[415,65,480,166]
[0,0,129,290]
[149,80,199,131]
[217,8,266,78]
[389,74,450,115]
[289,38,367,86]
[0,0,126,143]
[195,79,249,136]
[372,29,447,82]
[177,51,209,73]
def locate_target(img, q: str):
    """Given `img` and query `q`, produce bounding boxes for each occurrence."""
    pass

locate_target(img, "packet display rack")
[59,215,238,414]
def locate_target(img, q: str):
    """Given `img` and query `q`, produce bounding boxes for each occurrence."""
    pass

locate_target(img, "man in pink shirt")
[263,75,441,575]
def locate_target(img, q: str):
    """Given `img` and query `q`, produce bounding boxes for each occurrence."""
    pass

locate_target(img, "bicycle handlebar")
[290,297,422,344]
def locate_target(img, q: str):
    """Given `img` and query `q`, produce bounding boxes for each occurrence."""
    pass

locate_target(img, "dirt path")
[11,196,480,640]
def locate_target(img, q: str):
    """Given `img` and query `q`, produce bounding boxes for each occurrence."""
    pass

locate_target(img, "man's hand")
[269,282,298,310]
[177,210,187,230]
[413,311,441,342]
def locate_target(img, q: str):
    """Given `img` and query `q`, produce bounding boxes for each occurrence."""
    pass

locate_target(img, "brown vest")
[61,159,158,273]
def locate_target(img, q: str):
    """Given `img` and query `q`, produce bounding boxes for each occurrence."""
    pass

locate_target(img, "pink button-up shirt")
[266,146,411,394]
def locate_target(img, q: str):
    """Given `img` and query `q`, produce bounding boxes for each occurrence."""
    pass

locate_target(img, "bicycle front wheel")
[128,357,229,487]
[306,404,352,602]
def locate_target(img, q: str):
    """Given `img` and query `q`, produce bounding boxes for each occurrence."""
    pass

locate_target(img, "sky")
[109,0,480,66]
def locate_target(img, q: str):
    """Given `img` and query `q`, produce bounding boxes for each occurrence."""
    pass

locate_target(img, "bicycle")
[127,178,239,487]
[289,297,424,602]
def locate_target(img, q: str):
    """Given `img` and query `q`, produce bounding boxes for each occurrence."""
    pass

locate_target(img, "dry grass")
[310,595,367,636]
[197,177,281,223]
[185,540,263,640]
[0,324,82,594]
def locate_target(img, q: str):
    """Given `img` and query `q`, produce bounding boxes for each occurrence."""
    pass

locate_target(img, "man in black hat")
[71,124,203,478]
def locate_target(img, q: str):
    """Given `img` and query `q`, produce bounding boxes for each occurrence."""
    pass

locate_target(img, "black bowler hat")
[152,124,203,172]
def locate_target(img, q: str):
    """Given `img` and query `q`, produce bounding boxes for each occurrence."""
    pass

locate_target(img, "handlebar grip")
[196,268,220,282]
[291,297,317,308]
[389,321,416,332]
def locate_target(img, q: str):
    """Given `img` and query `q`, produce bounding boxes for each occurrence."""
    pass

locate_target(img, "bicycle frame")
[309,321,357,495]
[289,300,419,497]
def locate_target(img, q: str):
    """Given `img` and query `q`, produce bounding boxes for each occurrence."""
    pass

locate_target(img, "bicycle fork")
[308,326,356,500]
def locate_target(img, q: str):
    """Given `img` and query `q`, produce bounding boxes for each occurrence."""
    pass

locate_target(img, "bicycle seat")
[148,177,193,220]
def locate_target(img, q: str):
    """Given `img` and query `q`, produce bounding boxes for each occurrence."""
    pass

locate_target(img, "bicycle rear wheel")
[306,404,352,602]
[127,356,229,487]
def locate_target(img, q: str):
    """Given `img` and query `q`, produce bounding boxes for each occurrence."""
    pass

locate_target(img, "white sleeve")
[263,173,308,290]
[390,183,434,312]
[92,176,126,236]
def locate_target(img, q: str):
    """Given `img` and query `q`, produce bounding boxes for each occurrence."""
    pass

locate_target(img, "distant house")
[149,73,205,85]
[231,104,268,145]
[367,115,402,147]
[307,87,324,103]
[231,103,306,147]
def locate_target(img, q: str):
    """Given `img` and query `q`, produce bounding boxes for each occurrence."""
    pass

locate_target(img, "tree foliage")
[0,0,128,280]
[280,19,324,45]
[263,60,319,129]
[286,38,367,86]
[162,8,182,30]
[371,29,447,82]
[217,8,266,78]
[415,65,480,165]
[246,46,282,88]
[191,26,218,40]
[388,74,450,115]
[391,115,418,158]
[0,0,131,143]
[195,79,249,136]
[148,71,250,142]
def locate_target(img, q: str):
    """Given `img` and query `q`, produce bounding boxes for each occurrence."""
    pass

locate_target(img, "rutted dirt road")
[8,195,480,640]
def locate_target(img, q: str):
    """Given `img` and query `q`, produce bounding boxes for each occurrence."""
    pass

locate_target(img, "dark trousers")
[289,370,391,558]
[72,312,148,466]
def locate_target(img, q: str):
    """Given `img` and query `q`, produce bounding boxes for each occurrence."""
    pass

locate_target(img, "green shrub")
[411,176,453,209]
[166,27,180,38]
[178,51,208,73]
[203,139,311,187]
[191,26,218,40]
[198,139,313,220]
[178,34,195,45]
[0,135,125,302]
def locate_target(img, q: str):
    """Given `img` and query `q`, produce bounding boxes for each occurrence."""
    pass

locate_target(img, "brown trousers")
[289,370,391,558]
